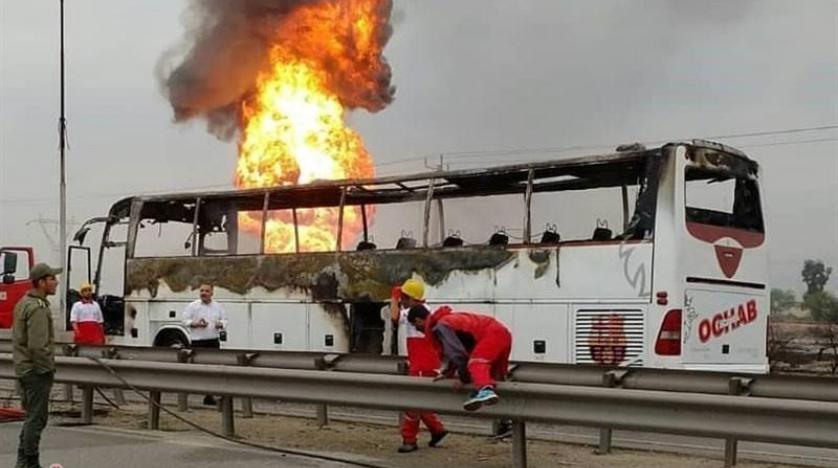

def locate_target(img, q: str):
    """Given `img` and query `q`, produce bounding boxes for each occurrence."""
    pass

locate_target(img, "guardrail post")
[315,356,331,427]
[316,404,329,427]
[177,393,189,412]
[724,377,752,467]
[596,370,623,455]
[81,385,94,424]
[512,419,528,468]
[148,391,161,430]
[64,383,75,403]
[237,353,255,419]
[101,347,127,406]
[221,396,236,437]
[112,388,127,406]
[177,349,192,412]
[241,396,254,419]
[64,345,78,403]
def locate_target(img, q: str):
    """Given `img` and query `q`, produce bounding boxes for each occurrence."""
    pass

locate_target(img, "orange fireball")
[235,0,392,254]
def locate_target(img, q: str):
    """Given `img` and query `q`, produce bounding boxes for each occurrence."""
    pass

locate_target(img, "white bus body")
[70,141,769,373]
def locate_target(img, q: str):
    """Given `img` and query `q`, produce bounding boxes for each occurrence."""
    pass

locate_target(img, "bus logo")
[589,314,627,365]
[698,299,758,343]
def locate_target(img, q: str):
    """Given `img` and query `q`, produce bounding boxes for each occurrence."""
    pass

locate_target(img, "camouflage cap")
[29,263,62,281]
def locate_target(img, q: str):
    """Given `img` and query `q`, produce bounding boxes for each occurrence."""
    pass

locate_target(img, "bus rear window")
[685,168,763,232]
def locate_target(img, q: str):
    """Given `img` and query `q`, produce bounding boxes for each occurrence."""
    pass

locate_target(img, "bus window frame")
[119,149,665,259]
[127,197,200,260]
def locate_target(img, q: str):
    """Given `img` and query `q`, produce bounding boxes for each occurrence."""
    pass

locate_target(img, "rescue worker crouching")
[391,278,448,453]
[408,305,512,411]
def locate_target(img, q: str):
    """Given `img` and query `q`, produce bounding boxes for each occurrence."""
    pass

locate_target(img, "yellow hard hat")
[80,282,94,292]
[400,278,425,301]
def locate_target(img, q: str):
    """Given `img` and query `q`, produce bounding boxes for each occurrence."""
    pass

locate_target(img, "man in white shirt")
[70,282,105,345]
[182,283,228,405]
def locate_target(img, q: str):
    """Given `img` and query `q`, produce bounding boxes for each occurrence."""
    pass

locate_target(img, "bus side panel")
[460,245,654,302]
[124,300,150,346]
[504,303,571,363]
[251,303,308,350]
[146,300,189,345]
[114,300,148,346]
[683,289,767,366]
[309,303,349,352]
[218,302,249,349]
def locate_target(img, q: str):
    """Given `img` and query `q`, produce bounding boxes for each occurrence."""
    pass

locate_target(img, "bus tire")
[154,330,189,348]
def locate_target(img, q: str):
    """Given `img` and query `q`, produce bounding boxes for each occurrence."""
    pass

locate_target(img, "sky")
[1,0,836,296]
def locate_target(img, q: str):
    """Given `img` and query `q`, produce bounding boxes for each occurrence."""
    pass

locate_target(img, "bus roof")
[107,140,755,217]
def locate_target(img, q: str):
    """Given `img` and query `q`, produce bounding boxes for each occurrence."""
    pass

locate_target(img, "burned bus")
[68,140,769,372]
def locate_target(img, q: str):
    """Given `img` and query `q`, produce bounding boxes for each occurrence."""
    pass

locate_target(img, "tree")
[802,260,832,294]
[805,290,838,323]
[770,288,796,315]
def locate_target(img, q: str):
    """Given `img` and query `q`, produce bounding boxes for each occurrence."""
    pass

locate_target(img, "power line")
[706,125,838,141]
[1,125,835,207]
[374,123,838,169]
[737,137,838,149]
[444,136,838,169]
[0,182,235,205]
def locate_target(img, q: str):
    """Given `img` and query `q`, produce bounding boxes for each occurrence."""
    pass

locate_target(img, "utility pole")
[58,0,68,315]
[423,155,447,243]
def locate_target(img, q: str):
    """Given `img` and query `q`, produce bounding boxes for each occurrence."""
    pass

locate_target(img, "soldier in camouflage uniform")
[13,263,61,468]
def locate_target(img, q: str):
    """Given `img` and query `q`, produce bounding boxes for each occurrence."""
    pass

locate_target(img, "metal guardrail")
[4,333,838,466]
[1,354,838,468]
[3,337,838,403]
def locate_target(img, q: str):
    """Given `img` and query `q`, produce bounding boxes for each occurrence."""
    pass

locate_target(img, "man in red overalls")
[391,279,448,453]
[69,282,105,345]
[409,305,512,411]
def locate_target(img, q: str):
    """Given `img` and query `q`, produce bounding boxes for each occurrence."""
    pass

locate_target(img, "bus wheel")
[155,330,189,349]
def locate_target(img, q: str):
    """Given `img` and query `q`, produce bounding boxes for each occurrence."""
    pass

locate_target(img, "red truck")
[0,247,35,329]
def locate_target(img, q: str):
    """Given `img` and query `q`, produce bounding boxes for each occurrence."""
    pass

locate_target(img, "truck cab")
[0,247,35,328]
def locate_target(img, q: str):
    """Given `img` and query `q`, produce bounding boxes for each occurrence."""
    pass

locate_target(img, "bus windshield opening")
[685,167,764,233]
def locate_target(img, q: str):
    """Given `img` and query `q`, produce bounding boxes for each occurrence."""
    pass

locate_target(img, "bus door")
[65,245,91,329]
[73,217,128,336]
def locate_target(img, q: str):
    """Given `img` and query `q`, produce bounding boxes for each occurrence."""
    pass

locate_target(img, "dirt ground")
[770,321,838,375]
[48,401,799,468]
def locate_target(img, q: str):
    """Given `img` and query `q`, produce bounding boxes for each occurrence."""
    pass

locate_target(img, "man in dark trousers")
[408,305,512,411]
[13,263,61,468]
[182,283,228,405]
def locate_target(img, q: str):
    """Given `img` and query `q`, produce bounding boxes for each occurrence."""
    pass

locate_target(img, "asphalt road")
[0,422,360,468]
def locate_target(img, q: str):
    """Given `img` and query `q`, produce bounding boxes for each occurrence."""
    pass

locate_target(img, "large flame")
[235,0,391,253]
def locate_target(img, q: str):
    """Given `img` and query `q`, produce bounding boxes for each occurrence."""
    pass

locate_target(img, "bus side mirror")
[2,251,18,276]
[73,226,90,245]
[2,274,14,285]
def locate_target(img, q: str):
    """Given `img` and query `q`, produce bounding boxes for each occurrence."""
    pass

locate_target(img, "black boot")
[397,442,418,453]
[429,430,449,447]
